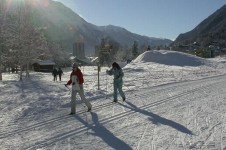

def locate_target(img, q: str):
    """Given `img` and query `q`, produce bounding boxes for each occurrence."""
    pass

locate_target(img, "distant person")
[65,63,92,114]
[12,68,16,73]
[106,62,126,102]
[58,67,63,81]
[127,59,132,64]
[52,67,58,81]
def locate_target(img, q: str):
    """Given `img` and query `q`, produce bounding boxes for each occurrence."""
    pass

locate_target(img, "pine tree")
[132,41,139,59]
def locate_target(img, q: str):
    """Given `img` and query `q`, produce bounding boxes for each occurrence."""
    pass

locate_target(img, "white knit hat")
[72,62,78,68]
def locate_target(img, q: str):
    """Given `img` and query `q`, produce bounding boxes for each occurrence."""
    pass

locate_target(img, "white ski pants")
[71,85,92,114]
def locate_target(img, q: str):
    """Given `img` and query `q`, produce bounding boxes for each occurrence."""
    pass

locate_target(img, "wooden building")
[33,60,55,72]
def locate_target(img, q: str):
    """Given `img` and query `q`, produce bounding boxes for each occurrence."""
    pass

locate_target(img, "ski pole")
[106,71,108,99]
[64,84,71,93]
[124,85,137,97]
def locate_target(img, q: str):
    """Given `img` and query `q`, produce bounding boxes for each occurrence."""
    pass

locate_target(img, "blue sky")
[53,0,226,40]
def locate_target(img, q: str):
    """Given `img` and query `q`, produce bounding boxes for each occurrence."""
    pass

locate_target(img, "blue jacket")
[107,67,124,82]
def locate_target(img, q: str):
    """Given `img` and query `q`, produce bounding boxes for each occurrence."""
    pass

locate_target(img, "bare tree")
[0,0,7,80]
[47,40,70,67]
[3,0,48,80]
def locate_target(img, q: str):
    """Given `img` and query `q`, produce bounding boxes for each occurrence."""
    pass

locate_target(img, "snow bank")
[133,50,214,67]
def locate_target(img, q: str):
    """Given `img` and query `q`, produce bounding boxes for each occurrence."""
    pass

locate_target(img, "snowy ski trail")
[1,75,226,149]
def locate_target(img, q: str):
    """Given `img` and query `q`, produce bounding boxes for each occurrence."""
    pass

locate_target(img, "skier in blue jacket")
[106,62,126,102]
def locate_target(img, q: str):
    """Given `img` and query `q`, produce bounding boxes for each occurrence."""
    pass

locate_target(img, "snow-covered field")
[1,50,226,150]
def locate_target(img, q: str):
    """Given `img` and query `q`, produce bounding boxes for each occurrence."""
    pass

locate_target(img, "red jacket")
[67,68,84,85]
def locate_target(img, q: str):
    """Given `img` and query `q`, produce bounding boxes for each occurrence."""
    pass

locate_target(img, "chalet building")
[33,60,55,72]
[69,56,93,66]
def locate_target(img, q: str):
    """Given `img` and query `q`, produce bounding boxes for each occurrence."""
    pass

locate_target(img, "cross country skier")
[52,67,58,81]
[106,62,126,102]
[66,63,92,114]
[57,67,63,81]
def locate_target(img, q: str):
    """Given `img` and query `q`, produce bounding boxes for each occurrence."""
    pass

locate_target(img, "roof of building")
[34,60,55,65]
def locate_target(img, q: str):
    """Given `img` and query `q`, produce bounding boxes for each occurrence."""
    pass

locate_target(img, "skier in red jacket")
[66,63,92,114]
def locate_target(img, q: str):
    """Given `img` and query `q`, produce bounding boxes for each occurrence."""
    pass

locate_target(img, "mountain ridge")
[172,4,226,49]
[31,0,172,55]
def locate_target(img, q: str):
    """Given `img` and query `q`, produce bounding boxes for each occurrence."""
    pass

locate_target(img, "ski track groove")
[0,100,115,138]
[165,138,176,150]
[151,125,156,150]
[197,81,225,149]
[136,122,148,150]
[127,75,224,108]
[188,81,223,149]
[131,76,225,149]
[181,133,188,150]
[194,122,222,149]
[221,115,225,150]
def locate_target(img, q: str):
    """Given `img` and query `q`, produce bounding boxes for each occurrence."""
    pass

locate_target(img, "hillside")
[172,4,226,49]
[29,0,172,55]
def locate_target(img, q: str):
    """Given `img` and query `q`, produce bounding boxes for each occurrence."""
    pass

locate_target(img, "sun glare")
[4,0,50,9]
[2,0,49,13]
[30,0,50,8]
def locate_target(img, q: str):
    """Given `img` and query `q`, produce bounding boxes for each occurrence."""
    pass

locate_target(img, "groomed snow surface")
[1,50,226,150]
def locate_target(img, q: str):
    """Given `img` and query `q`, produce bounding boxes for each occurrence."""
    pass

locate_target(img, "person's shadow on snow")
[91,112,132,150]
[120,101,194,135]
[75,112,132,150]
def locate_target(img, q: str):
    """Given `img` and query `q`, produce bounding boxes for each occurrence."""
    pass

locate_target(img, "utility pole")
[0,0,4,80]
[0,38,2,80]
[97,65,100,90]
[0,44,2,80]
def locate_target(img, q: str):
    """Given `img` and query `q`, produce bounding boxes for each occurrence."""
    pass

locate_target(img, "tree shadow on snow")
[75,112,132,150]
[120,101,194,135]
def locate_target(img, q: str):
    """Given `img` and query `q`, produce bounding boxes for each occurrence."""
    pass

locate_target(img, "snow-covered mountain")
[29,0,172,55]
[1,50,226,149]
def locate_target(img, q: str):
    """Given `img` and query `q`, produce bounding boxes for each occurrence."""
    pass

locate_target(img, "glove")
[115,76,122,81]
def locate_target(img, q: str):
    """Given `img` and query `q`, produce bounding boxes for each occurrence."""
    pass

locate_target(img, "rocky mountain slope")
[30,0,172,55]
[172,4,226,49]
